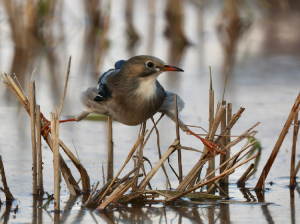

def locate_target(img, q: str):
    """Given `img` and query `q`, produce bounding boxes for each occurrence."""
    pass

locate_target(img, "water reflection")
[164,0,189,65]
[238,183,257,202]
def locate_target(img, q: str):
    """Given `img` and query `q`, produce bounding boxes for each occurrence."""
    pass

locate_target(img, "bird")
[41,55,223,156]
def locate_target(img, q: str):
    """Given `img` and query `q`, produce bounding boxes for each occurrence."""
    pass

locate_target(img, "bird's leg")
[186,129,225,156]
[40,113,76,137]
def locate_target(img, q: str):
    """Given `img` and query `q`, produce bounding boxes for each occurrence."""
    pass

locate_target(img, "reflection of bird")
[42,55,222,155]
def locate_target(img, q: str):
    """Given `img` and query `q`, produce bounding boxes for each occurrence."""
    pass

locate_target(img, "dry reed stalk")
[51,111,60,211]
[226,103,232,177]
[227,103,232,148]
[139,139,180,190]
[256,92,300,189]
[140,114,164,149]
[36,105,43,194]
[222,131,258,170]
[85,179,113,206]
[107,116,114,181]
[58,56,71,118]
[134,122,146,186]
[237,163,254,183]
[167,153,259,202]
[221,123,259,152]
[102,163,106,185]
[208,105,226,141]
[113,175,139,202]
[164,179,168,207]
[59,141,90,192]
[207,84,215,189]
[290,112,299,186]
[97,183,126,210]
[85,181,99,206]
[61,171,76,196]
[205,136,258,192]
[171,145,203,153]
[29,81,37,195]
[97,131,148,204]
[2,73,83,194]
[176,105,226,191]
[56,57,90,192]
[211,181,229,198]
[174,94,182,183]
[295,160,300,176]
[244,168,257,182]
[0,156,14,201]
[151,118,171,189]
[220,100,227,181]
[215,107,245,143]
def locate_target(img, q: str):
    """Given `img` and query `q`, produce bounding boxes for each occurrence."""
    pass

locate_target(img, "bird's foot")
[186,129,225,156]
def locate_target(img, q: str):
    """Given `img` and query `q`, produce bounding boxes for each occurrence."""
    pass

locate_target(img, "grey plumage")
[76,55,185,129]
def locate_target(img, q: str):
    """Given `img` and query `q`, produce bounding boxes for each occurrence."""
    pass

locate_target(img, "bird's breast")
[109,89,165,126]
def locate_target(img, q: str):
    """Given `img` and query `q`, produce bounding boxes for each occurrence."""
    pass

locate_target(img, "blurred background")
[0,0,300,222]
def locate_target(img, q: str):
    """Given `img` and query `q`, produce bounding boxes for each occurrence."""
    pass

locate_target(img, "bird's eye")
[146,61,155,68]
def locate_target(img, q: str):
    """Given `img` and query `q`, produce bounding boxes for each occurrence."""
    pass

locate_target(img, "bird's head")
[121,55,184,79]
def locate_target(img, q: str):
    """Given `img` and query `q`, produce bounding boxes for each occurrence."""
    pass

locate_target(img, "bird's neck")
[134,75,161,100]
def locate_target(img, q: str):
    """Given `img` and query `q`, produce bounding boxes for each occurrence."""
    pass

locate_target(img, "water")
[0,0,300,223]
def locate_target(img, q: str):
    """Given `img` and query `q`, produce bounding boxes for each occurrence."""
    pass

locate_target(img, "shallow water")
[0,1,300,223]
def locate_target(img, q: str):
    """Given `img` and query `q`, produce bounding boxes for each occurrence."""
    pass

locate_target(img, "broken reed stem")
[174,94,182,183]
[244,168,257,182]
[51,112,60,211]
[290,112,299,186]
[167,153,259,202]
[29,81,37,195]
[237,163,254,183]
[139,139,180,190]
[36,105,43,194]
[59,140,90,192]
[107,116,114,181]
[57,56,71,118]
[97,130,148,205]
[0,156,14,201]
[256,92,300,189]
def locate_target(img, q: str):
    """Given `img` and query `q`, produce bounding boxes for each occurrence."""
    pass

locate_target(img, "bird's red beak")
[162,65,184,72]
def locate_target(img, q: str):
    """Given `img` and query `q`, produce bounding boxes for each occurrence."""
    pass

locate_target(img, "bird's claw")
[186,129,225,156]
[40,113,51,138]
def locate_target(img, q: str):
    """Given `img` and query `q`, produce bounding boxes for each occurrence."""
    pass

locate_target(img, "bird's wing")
[94,60,126,102]
[114,60,126,69]
[159,91,185,113]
